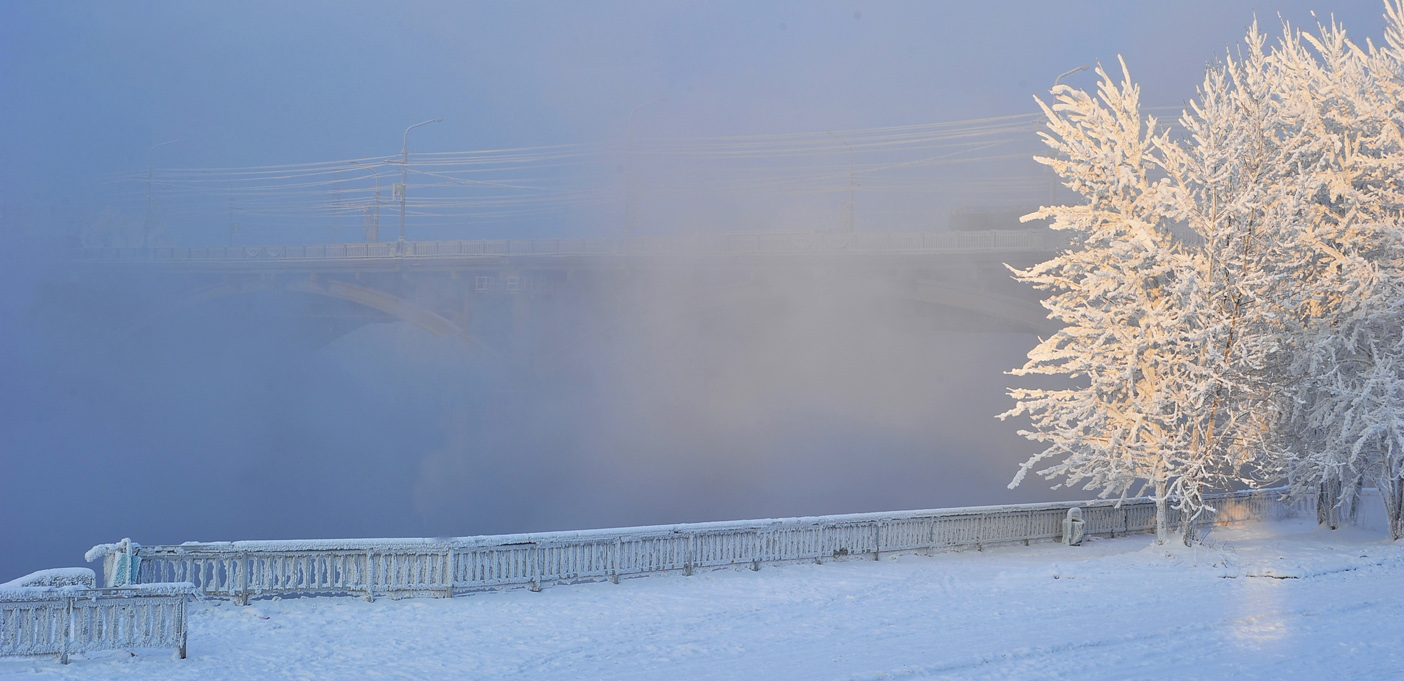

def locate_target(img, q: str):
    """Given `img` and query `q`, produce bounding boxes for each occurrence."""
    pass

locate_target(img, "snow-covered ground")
[4,518,1402,680]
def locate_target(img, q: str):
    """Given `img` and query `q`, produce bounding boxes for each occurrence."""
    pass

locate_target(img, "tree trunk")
[1154,479,1170,545]
[1178,508,1196,547]
[1379,476,1404,542]
[1318,478,1342,530]
[1344,476,1364,526]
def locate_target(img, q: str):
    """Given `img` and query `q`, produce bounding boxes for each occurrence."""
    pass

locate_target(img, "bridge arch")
[677,276,1055,336]
[898,280,1055,335]
[115,277,475,345]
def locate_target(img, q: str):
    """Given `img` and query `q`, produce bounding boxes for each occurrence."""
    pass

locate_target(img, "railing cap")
[0,581,197,602]
[127,488,1286,556]
[0,567,96,589]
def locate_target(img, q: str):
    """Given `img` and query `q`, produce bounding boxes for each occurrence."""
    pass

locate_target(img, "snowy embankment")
[3,518,1402,680]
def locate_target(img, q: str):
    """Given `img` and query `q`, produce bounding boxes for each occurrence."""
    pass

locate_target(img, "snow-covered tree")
[1262,7,1404,539]
[1156,23,1294,525]
[1006,2,1404,542]
[1001,60,1226,544]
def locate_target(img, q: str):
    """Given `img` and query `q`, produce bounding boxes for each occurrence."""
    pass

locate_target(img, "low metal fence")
[91,488,1307,604]
[0,583,193,664]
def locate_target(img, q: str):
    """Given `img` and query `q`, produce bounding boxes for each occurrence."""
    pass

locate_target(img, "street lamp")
[626,97,666,237]
[397,118,442,243]
[826,131,856,233]
[144,138,184,246]
[1053,65,1088,87]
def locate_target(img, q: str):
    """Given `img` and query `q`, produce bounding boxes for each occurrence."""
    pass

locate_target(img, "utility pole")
[353,161,382,243]
[227,197,238,246]
[143,139,184,246]
[826,131,856,233]
[398,118,442,243]
[626,98,666,237]
[330,175,344,243]
[1048,66,1087,205]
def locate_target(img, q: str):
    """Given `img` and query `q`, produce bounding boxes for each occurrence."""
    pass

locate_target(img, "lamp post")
[626,97,666,237]
[143,139,184,246]
[826,130,856,233]
[397,118,442,243]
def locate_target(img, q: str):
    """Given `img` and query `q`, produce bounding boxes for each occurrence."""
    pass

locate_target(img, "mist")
[0,0,1387,581]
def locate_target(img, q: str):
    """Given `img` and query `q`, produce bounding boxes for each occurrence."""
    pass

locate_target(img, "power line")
[111,113,1077,238]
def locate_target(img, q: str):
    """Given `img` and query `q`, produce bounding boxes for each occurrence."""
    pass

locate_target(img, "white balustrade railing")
[71,229,1065,264]
[0,583,194,664]
[90,488,1308,604]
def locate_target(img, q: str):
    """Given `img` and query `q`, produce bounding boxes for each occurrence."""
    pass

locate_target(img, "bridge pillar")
[508,270,532,368]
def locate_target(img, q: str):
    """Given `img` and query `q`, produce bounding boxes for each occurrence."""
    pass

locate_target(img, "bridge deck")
[72,229,1063,271]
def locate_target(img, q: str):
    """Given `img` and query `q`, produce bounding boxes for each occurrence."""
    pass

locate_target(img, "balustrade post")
[235,554,250,607]
[529,544,542,592]
[58,596,73,664]
[363,550,375,603]
[176,597,187,659]
[610,538,621,584]
[873,521,882,561]
[684,534,693,577]
[441,548,453,598]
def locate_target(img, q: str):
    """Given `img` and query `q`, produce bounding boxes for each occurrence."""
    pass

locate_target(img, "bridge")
[66,228,1063,365]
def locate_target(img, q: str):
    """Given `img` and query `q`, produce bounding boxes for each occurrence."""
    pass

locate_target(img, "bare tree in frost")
[1001,60,1228,545]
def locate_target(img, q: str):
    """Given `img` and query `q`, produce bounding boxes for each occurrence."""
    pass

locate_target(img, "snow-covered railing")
[1,568,95,590]
[90,488,1307,604]
[70,229,1064,264]
[1353,488,1390,533]
[0,581,193,664]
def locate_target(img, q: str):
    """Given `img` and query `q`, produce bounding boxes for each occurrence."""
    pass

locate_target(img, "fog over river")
[0,0,1382,580]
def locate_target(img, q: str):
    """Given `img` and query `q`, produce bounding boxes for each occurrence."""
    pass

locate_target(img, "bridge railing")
[71,229,1066,263]
[0,583,193,664]
[93,488,1307,603]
